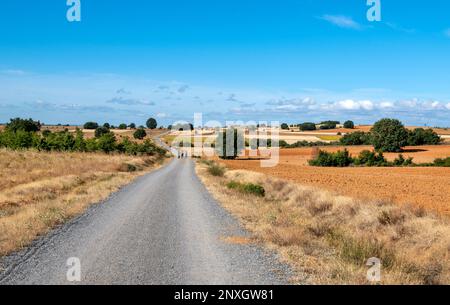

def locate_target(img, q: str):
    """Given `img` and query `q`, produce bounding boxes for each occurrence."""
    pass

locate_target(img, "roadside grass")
[196,160,450,284]
[226,181,265,197]
[0,149,167,256]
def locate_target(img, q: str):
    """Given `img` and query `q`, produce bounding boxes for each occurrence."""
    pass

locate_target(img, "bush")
[133,128,147,140]
[146,118,158,129]
[207,164,225,177]
[0,130,39,149]
[95,126,110,138]
[6,118,41,132]
[343,120,355,129]
[216,128,244,160]
[407,128,441,146]
[281,123,289,130]
[355,150,388,166]
[340,131,372,146]
[129,123,136,129]
[309,149,353,167]
[319,121,337,130]
[226,181,265,197]
[371,118,408,152]
[433,157,450,167]
[118,123,128,130]
[97,132,117,153]
[299,122,316,131]
[83,122,99,130]
[103,123,110,129]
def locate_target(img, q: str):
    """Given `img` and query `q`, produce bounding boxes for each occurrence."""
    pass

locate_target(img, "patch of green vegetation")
[226,181,265,197]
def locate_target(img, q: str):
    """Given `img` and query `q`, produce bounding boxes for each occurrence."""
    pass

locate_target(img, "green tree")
[83,122,99,130]
[299,122,316,131]
[129,123,136,129]
[343,120,355,129]
[146,118,158,129]
[371,118,408,152]
[6,118,41,132]
[407,128,441,146]
[133,128,147,140]
[97,132,116,153]
[118,123,128,130]
[95,126,110,138]
[281,123,289,130]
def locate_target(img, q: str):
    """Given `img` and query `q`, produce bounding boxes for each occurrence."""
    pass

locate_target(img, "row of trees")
[0,118,165,156]
[340,119,441,152]
[281,120,355,131]
[83,118,158,130]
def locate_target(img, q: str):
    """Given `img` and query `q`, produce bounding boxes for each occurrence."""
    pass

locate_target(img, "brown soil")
[216,145,450,216]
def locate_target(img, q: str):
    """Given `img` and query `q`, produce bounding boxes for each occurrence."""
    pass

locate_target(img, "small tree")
[129,123,136,129]
[118,123,128,130]
[97,132,116,153]
[281,123,289,130]
[133,128,147,140]
[371,118,408,152]
[299,122,316,131]
[83,122,99,130]
[343,120,355,129]
[6,118,41,132]
[146,118,158,129]
[95,126,110,138]
[103,123,111,129]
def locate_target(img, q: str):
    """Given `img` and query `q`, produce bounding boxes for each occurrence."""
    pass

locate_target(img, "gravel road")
[0,157,291,285]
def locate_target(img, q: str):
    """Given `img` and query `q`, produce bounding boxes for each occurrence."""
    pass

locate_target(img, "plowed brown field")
[217,145,450,216]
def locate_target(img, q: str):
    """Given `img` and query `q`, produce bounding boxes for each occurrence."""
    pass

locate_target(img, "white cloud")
[379,101,395,109]
[156,112,169,118]
[335,99,374,111]
[446,103,450,110]
[319,15,361,30]
[1,69,28,76]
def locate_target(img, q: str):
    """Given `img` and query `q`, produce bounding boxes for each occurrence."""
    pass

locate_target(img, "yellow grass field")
[196,161,450,284]
[0,149,167,256]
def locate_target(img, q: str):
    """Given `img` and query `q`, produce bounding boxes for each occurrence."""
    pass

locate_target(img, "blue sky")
[0,0,449,126]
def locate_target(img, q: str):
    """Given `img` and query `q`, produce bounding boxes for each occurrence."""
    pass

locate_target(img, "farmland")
[216,145,450,216]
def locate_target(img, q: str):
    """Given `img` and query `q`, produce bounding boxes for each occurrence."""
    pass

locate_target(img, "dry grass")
[196,161,450,285]
[0,149,167,256]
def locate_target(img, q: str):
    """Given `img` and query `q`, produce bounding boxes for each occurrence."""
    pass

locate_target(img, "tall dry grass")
[196,161,450,284]
[0,149,166,256]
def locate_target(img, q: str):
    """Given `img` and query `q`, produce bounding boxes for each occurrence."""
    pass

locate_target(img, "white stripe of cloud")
[319,15,362,30]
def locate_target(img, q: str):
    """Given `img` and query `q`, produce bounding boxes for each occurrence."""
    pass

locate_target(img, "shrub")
[133,128,147,140]
[207,164,225,177]
[118,123,128,130]
[309,149,353,167]
[216,128,244,160]
[226,181,265,197]
[6,118,41,132]
[129,123,136,129]
[103,123,110,129]
[355,150,388,166]
[83,122,99,130]
[146,118,158,129]
[281,123,289,130]
[433,157,450,167]
[407,128,441,146]
[97,132,117,153]
[299,122,316,131]
[319,121,337,130]
[371,118,408,152]
[95,126,110,138]
[343,120,355,129]
[340,131,372,146]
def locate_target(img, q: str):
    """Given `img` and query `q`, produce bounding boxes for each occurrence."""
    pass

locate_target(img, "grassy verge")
[0,149,168,256]
[196,160,450,284]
